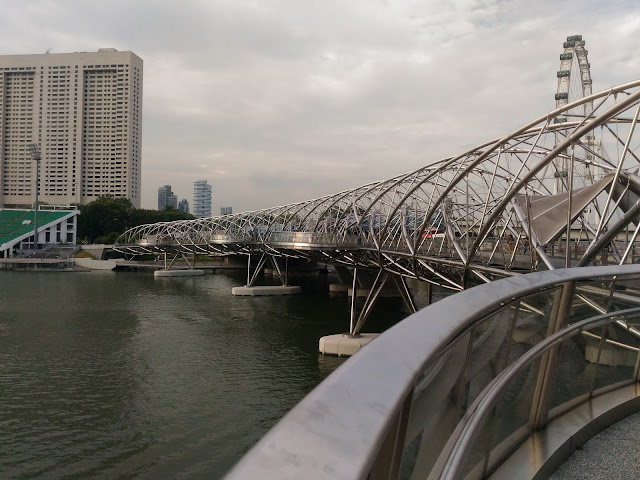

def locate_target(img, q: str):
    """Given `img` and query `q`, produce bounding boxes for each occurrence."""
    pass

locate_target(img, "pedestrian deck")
[551,411,640,479]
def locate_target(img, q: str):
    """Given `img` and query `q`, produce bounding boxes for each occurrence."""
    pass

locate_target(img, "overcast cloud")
[1,0,638,212]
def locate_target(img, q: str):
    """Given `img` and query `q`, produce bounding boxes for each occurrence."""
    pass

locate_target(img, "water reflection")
[0,269,414,478]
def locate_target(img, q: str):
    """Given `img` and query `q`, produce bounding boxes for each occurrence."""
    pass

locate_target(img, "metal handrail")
[440,307,640,480]
[223,264,640,480]
[268,231,361,247]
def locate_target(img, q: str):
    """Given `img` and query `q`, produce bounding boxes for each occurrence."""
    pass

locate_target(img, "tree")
[94,231,123,244]
[77,196,134,243]
[130,208,195,226]
[76,197,196,244]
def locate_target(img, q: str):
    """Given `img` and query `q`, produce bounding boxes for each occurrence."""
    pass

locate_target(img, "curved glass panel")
[593,319,640,391]
[458,304,517,418]
[399,331,471,479]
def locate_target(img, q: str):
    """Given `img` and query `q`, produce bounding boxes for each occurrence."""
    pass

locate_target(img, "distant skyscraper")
[220,206,232,216]
[178,198,189,214]
[193,180,212,218]
[158,184,178,210]
[0,48,143,208]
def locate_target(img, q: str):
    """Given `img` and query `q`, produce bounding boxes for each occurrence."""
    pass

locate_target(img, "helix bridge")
[115,83,640,279]
[114,37,640,478]
[115,37,640,318]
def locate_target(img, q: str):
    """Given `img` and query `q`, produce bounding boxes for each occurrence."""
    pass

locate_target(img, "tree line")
[76,196,195,244]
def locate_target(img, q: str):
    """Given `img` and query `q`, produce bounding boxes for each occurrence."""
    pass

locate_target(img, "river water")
[0,268,423,479]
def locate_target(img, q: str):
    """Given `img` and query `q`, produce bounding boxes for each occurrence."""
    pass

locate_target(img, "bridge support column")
[334,266,351,284]
[330,265,354,293]
[393,275,417,314]
[154,251,204,277]
[425,282,432,306]
[351,269,390,336]
[320,267,388,357]
[269,255,289,286]
[232,253,301,296]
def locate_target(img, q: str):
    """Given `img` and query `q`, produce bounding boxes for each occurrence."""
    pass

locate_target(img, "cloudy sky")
[1,0,639,212]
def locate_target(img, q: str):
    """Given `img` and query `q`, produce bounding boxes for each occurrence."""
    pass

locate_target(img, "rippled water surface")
[0,269,415,478]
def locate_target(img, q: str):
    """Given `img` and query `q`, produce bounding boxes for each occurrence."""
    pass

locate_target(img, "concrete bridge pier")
[232,253,301,296]
[154,251,205,277]
[320,269,418,356]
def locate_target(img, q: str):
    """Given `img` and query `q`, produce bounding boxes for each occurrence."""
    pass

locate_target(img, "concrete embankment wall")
[73,258,117,270]
[79,244,111,260]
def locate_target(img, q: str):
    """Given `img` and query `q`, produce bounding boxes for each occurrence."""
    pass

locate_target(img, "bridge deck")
[550,411,640,479]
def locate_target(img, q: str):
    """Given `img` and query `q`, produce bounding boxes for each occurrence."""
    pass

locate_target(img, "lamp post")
[28,143,41,251]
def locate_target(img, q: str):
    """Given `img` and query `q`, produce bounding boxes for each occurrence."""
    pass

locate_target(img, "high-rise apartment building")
[193,179,212,218]
[178,198,189,214]
[157,184,177,210]
[0,49,143,208]
[220,206,232,215]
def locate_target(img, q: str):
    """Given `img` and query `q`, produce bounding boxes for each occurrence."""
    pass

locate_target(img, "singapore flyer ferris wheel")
[555,34,593,122]
[552,35,601,194]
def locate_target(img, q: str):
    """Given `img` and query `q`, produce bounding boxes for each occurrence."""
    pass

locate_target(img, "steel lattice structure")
[115,80,640,291]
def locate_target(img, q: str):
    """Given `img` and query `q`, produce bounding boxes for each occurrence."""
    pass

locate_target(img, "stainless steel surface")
[440,308,640,480]
[494,385,640,480]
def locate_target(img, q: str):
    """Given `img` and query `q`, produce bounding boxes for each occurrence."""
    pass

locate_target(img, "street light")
[28,143,41,251]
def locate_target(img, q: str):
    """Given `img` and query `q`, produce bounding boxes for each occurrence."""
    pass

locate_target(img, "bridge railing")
[203,233,257,244]
[224,264,640,480]
[130,232,365,249]
[136,234,176,247]
[268,231,362,249]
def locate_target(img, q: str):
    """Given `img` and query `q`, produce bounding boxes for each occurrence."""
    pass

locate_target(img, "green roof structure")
[0,208,79,256]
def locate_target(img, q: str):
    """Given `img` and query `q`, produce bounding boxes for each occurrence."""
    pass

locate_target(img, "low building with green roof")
[0,207,79,257]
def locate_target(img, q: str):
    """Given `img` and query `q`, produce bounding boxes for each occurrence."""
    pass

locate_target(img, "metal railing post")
[349,267,358,335]
[531,281,576,429]
[634,339,640,383]
[246,252,251,286]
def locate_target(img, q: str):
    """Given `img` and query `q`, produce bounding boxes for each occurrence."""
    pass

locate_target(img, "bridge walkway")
[550,411,640,479]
